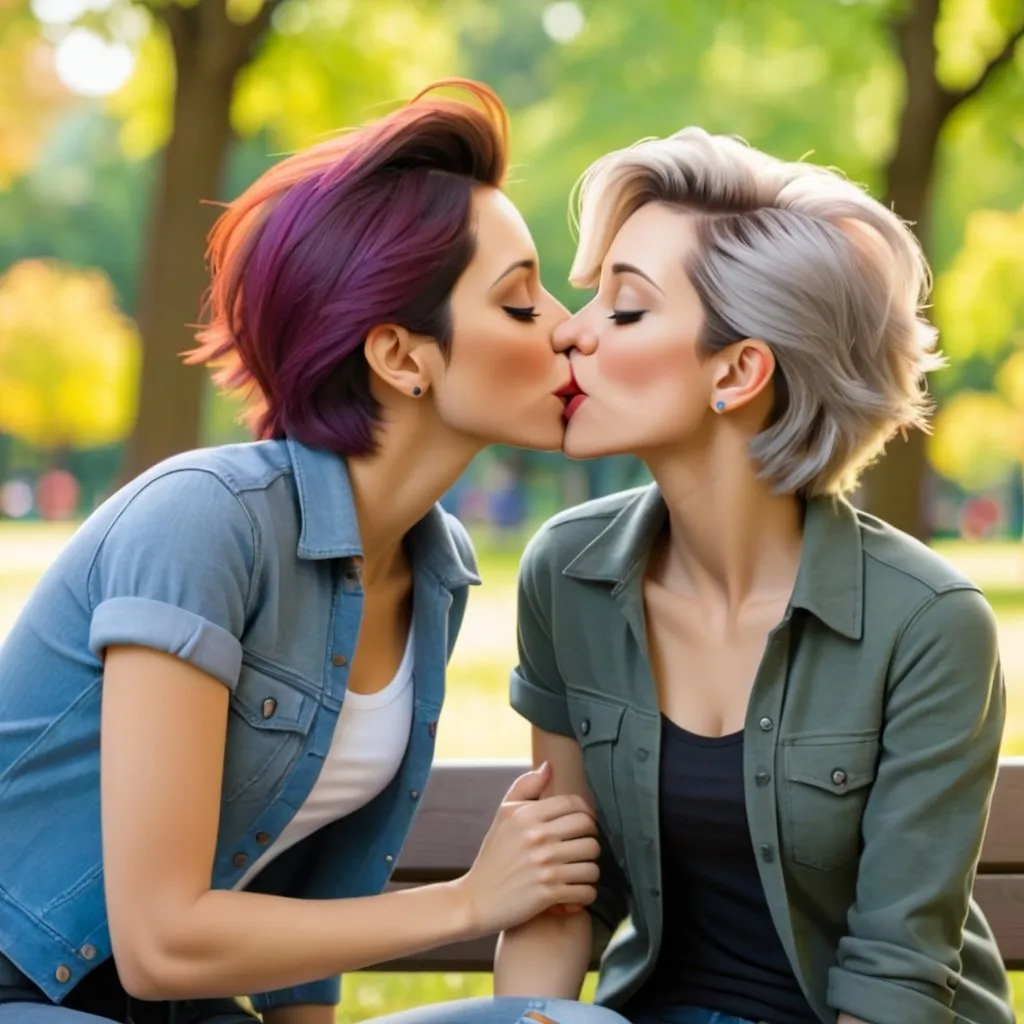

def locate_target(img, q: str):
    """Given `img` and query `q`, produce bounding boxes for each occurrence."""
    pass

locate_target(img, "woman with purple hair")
[0,81,624,1024]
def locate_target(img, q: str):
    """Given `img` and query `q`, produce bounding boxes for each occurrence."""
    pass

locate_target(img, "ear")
[363,323,431,398]
[709,339,775,414]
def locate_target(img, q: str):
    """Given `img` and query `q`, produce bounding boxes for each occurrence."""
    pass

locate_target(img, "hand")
[455,762,600,936]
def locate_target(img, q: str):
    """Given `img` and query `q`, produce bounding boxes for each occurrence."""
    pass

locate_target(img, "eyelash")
[609,310,647,325]
[502,306,540,322]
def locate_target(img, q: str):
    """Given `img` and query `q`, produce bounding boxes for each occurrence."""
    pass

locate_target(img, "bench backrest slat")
[377,759,1024,972]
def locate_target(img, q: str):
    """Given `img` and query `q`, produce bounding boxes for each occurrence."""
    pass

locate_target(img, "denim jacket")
[0,437,479,1012]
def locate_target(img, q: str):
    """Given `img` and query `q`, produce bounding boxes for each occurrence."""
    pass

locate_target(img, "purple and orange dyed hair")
[189,79,510,454]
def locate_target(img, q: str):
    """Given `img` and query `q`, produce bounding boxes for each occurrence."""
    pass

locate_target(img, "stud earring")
[412,386,422,396]
[715,400,726,412]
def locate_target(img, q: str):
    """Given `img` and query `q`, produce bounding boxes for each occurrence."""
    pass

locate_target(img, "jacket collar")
[563,484,863,640]
[286,437,479,589]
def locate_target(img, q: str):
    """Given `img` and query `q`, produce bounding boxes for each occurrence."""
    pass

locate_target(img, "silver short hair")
[570,128,944,497]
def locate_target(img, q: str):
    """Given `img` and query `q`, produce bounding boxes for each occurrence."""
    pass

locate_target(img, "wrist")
[439,876,479,942]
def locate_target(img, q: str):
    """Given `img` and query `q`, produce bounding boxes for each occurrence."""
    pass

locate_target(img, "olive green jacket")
[510,485,1012,1024]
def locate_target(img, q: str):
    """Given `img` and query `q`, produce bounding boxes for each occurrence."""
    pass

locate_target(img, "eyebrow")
[489,259,535,290]
[611,262,664,294]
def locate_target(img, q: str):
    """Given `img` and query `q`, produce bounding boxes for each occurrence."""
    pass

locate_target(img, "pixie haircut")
[570,128,944,497]
[190,79,509,454]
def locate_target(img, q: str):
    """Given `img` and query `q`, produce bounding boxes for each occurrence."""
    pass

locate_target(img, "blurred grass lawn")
[2,521,1023,1020]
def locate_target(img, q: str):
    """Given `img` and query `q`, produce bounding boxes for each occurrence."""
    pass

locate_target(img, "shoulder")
[856,508,978,599]
[87,444,297,578]
[854,510,996,649]
[131,440,293,500]
[521,487,647,580]
[103,441,298,537]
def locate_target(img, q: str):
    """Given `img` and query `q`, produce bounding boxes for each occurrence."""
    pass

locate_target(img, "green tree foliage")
[461,0,1023,534]
[2,0,1022,530]
[930,204,1024,489]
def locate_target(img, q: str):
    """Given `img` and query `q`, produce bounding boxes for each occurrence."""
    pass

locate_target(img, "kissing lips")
[555,367,588,423]
[563,394,587,421]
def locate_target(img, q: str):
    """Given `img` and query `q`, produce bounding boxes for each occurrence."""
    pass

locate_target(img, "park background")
[1,0,1023,1018]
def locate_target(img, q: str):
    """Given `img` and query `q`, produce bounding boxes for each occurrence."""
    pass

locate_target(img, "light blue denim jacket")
[0,437,479,1012]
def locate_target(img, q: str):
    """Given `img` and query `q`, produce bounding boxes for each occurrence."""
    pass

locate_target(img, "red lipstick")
[555,366,587,422]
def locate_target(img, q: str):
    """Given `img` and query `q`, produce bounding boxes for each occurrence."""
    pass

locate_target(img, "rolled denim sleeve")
[509,527,574,738]
[87,469,256,691]
[827,587,1007,1024]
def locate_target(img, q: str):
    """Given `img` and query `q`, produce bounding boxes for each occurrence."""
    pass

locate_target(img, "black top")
[628,716,819,1024]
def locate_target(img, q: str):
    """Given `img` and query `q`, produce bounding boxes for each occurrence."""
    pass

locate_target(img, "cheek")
[597,330,699,391]
[462,331,554,390]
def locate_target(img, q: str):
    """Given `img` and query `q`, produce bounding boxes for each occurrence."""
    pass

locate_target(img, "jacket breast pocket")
[782,734,879,871]
[222,657,317,804]
[566,694,627,855]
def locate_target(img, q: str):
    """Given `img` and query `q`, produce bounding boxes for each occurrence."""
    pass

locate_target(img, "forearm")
[837,1015,870,1024]
[126,881,471,1000]
[263,1006,335,1024]
[494,910,592,999]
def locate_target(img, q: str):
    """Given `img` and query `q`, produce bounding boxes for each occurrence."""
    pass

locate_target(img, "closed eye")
[503,306,541,322]
[609,310,647,325]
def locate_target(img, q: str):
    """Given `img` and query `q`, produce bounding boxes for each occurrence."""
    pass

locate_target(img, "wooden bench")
[373,758,1024,972]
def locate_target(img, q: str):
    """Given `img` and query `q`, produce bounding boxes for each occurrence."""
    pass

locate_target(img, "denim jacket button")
[759,717,774,731]
[233,852,249,868]
[384,854,394,864]
[332,653,348,667]
[410,790,419,801]
[55,965,71,983]
[579,719,591,736]
[79,944,96,961]
[261,698,277,719]
[255,831,271,845]
[831,768,848,788]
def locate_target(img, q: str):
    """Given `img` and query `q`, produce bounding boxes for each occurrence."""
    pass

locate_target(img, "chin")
[493,423,564,453]
[518,429,564,453]
[562,429,628,461]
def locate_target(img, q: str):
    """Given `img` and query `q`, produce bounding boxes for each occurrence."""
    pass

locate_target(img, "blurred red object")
[36,469,79,521]
[960,496,1002,541]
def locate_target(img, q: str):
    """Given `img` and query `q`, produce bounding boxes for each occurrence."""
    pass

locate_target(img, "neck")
[644,430,804,610]
[345,410,480,585]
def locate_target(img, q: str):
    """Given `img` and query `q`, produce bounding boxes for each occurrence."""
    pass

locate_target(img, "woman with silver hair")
[495,129,1013,1024]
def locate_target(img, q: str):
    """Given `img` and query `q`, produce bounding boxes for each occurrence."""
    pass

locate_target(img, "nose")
[553,309,597,354]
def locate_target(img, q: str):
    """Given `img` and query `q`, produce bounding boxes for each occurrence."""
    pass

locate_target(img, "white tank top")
[235,625,415,890]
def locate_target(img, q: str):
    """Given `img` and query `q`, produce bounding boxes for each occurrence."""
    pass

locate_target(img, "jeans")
[0,1002,254,1023]
[0,997,628,1024]
[365,997,630,1023]
[626,1008,757,1024]
[1,947,629,1024]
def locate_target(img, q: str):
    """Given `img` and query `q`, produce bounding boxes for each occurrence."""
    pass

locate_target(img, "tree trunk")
[860,0,946,539]
[861,0,1024,537]
[121,0,276,481]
